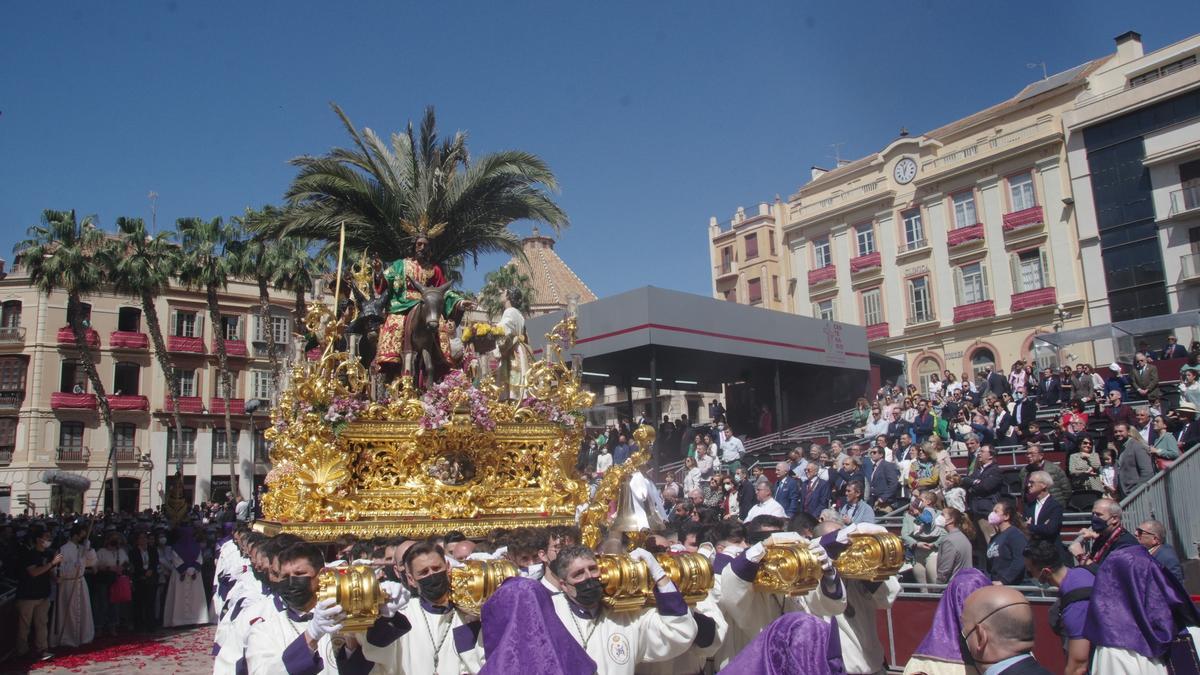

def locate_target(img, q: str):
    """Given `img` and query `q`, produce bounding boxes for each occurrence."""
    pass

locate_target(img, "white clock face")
[894,158,918,185]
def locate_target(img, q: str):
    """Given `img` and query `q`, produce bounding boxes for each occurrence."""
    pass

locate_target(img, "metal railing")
[1182,252,1200,281]
[921,119,1056,173]
[0,449,12,465]
[0,391,24,409]
[1169,185,1200,217]
[0,326,26,343]
[114,446,140,463]
[56,446,90,463]
[167,448,196,463]
[1120,441,1200,559]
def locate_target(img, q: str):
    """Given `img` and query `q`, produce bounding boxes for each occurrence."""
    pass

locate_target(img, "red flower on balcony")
[947,224,985,247]
[57,327,100,348]
[51,392,98,410]
[218,340,248,357]
[168,335,206,353]
[953,300,996,323]
[1003,206,1044,232]
[110,331,149,349]
[1010,287,1057,312]
[164,396,204,414]
[850,252,882,273]
[866,322,890,340]
[109,394,150,411]
[808,266,837,285]
[210,398,246,415]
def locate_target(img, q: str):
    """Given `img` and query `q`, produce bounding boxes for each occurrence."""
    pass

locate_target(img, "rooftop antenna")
[827,142,846,167]
[1026,62,1048,80]
[148,191,159,233]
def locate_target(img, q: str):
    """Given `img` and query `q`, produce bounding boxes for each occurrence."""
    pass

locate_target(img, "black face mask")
[570,577,604,609]
[275,575,315,611]
[417,571,450,603]
[1090,516,1109,533]
[379,566,401,584]
[252,567,268,585]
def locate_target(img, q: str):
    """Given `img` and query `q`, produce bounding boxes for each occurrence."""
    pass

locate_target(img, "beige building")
[0,260,307,516]
[708,199,791,311]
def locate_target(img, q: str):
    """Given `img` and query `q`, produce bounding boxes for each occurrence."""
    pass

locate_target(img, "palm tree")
[16,210,119,511]
[252,103,568,267]
[102,217,186,474]
[270,238,326,336]
[177,216,243,502]
[237,207,288,392]
[478,263,535,319]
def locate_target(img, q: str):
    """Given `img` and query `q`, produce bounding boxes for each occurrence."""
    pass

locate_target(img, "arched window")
[914,358,941,394]
[970,348,996,377]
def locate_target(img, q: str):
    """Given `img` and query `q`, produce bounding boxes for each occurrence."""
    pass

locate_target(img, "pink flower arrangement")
[520,396,580,426]
[420,369,495,431]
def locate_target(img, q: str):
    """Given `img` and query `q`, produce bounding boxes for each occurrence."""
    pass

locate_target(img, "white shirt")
[245,597,346,675]
[596,452,613,474]
[1033,493,1050,524]
[96,546,129,573]
[744,498,787,522]
[359,600,483,674]
[550,585,697,674]
[719,436,745,463]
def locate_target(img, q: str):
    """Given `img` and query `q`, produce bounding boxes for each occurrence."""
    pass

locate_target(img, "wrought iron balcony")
[109,395,150,411]
[0,391,25,410]
[807,265,837,286]
[168,335,205,353]
[163,395,204,414]
[166,448,196,464]
[1010,287,1057,312]
[1002,206,1044,232]
[218,339,248,357]
[56,446,90,464]
[0,326,26,344]
[210,398,246,415]
[947,223,985,247]
[952,299,996,323]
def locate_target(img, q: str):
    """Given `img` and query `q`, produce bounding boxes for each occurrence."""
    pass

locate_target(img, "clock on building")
[893,157,918,185]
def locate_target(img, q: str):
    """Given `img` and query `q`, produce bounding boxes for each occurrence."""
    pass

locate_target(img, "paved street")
[3,626,215,675]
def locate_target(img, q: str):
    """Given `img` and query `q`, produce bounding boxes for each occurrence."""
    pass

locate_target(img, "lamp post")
[244,398,262,520]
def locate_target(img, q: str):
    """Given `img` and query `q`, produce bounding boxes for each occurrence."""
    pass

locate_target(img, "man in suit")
[985,365,1010,399]
[1134,407,1155,446]
[886,410,908,447]
[1070,365,1094,404]
[1129,352,1161,401]
[961,445,1004,544]
[1173,401,1200,451]
[1024,470,1063,544]
[911,399,935,444]
[797,461,831,519]
[128,529,160,632]
[1113,423,1155,497]
[1012,387,1038,437]
[1136,519,1185,584]
[1102,390,1137,444]
[959,586,1054,674]
[866,446,900,510]
[771,461,801,519]
[1018,443,1071,507]
[1036,368,1060,407]
[1160,335,1188,360]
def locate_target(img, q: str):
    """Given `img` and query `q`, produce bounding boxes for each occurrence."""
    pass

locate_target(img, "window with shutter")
[862,288,883,325]
[908,277,933,323]
[1009,172,1036,211]
[959,262,987,304]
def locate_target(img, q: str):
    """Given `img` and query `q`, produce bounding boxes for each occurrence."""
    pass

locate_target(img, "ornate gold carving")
[754,543,825,596]
[317,564,388,632]
[835,532,906,582]
[450,559,519,616]
[579,426,655,549]
[597,554,655,613]
[657,552,714,606]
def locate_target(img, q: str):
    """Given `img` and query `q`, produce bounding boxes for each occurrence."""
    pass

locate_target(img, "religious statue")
[495,287,533,400]
[370,218,474,386]
[163,470,190,525]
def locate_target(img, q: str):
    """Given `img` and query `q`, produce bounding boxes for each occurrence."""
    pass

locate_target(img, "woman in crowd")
[1008,362,1026,394]
[1068,436,1103,492]
[902,398,918,424]
[851,397,871,434]
[912,442,941,492]
[927,373,943,400]
[94,531,131,636]
[986,500,1028,586]
[1099,450,1119,500]
[902,490,945,592]
[936,507,975,584]
[1180,368,1200,409]
[942,470,967,512]
[681,456,701,495]
[1150,415,1180,467]
[595,444,612,475]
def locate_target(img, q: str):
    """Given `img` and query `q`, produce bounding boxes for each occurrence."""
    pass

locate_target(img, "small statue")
[164,470,189,525]
[495,288,532,401]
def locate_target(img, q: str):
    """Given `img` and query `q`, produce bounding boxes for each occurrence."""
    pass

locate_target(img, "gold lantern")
[597,554,654,612]
[653,552,714,606]
[316,564,389,632]
[449,559,520,615]
[834,532,905,581]
[753,542,825,596]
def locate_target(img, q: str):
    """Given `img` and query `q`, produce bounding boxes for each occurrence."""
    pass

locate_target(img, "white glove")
[629,548,667,582]
[745,542,767,563]
[696,542,715,561]
[808,539,836,578]
[853,523,888,535]
[378,581,411,618]
[305,598,345,641]
[668,543,686,553]
[835,524,857,545]
[722,545,745,559]
[766,532,803,546]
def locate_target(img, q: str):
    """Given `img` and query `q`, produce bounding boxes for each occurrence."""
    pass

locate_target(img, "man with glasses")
[1135,520,1184,584]
[958,586,1051,674]
[1130,352,1161,401]
[1069,498,1138,570]
[866,447,899,511]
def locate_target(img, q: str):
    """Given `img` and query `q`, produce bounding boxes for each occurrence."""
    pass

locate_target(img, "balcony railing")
[213,449,237,462]
[0,391,25,410]
[218,340,248,357]
[163,395,204,414]
[921,118,1056,173]
[210,398,246,415]
[109,394,150,411]
[51,392,98,410]
[109,331,149,349]
[56,446,90,464]
[900,238,929,254]
[865,322,890,341]
[0,449,12,465]
[947,223,985,247]
[1182,253,1200,283]
[253,343,291,359]
[797,179,887,218]
[807,265,837,286]
[953,299,996,323]
[907,312,935,326]
[57,327,100,349]
[849,252,882,274]
[115,447,141,464]
[166,449,196,464]
[1010,287,1057,312]
[168,335,206,354]
[1170,185,1200,217]
[1002,206,1044,232]
[0,326,26,344]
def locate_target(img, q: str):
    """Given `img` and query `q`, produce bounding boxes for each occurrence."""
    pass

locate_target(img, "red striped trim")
[534,321,868,359]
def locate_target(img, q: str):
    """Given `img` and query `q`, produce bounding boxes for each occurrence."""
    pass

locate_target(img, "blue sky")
[2,1,1197,298]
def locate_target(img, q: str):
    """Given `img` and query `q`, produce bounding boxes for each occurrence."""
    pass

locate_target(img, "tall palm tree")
[271,238,326,336]
[252,103,568,266]
[16,210,119,511]
[102,217,186,474]
[177,216,243,502]
[478,263,535,319]
[237,207,287,393]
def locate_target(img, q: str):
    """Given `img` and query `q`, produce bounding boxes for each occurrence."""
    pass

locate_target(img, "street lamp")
[245,398,262,519]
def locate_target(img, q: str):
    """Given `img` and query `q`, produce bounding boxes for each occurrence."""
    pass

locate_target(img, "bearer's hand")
[379,580,410,618]
[629,548,667,584]
[305,598,345,646]
[808,539,836,579]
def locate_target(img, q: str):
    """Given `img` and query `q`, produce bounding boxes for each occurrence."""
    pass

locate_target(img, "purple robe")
[1083,545,1199,659]
[719,611,844,675]
[479,577,596,675]
[910,568,990,662]
[172,525,202,573]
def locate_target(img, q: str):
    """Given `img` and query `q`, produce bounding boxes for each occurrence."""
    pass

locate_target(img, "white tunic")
[163,548,211,627]
[358,600,483,675]
[214,591,268,675]
[716,551,847,666]
[551,586,698,675]
[635,588,728,675]
[51,541,95,648]
[244,597,345,675]
[835,577,901,675]
[1090,646,1168,674]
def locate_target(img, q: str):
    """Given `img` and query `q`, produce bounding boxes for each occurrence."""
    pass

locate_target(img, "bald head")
[815,520,840,537]
[960,586,1035,667]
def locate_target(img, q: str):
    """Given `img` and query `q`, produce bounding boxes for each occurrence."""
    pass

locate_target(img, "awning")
[1034,310,1200,348]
